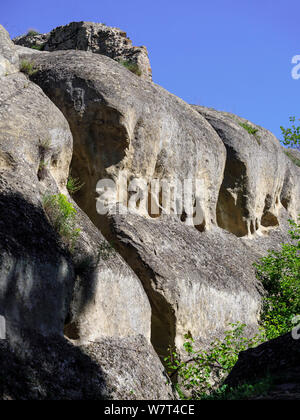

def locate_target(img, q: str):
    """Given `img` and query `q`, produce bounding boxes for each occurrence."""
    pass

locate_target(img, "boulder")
[0,332,174,400]
[225,331,300,399]
[13,21,152,80]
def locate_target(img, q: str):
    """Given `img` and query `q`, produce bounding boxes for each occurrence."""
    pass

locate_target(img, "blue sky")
[1,0,299,139]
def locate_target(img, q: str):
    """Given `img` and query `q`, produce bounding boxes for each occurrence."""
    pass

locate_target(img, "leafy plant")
[280,117,300,148]
[67,176,85,195]
[239,122,261,145]
[27,29,40,37]
[19,60,37,77]
[198,376,273,400]
[254,216,300,340]
[164,323,265,399]
[118,60,142,76]
[43,193,80,250]
[239,122,259,136]
[30,44,44,51]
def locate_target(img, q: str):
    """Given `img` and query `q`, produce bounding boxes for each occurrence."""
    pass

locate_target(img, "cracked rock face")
[13,21,152,81]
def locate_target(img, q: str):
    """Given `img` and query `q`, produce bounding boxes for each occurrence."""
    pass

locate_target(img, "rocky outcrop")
[193,106,300,237]
[1,22,300,400]
[0,25,19,77]
[0,332,173,400]
[13,22,152,80]
[225,331,300,399]
[0,28,174,399]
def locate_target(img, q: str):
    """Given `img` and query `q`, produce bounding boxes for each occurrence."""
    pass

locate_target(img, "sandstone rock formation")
[14,21,152,80]
[0,21,299,399]
[0,25,18,77]
[0,24,173,399]
[193,106,300,237]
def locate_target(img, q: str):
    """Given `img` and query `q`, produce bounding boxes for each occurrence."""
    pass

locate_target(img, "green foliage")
[43,194,80,250]
[164,323,265,399]
[198,376,273,400]
[27,29,40,36]
[30,44,44,51]
[254,216,300,340]
[118,60,142,76]
[239,122,261,145]
[280,117,300,148]
[284,150,300,168]
[239,122,259,136]
[19,60,37,77]
[67,176,85,195]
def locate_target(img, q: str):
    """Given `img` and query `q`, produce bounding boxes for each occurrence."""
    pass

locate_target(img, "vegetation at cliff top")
[280,117,300,149]
[239,122,259,136]
[27,29,40,37]
[118,59,142,77]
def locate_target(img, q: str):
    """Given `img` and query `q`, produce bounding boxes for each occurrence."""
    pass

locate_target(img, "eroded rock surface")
[26,50,227,234]
[0,332,174,400]
[0,34,172,399]
[193,106,300,237]
[13,21,152,80]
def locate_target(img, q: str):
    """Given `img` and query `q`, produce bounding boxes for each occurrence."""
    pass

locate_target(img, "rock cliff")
[0,21,299,399]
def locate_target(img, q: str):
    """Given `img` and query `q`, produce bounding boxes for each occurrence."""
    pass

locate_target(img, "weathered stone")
[14,22,152,80]
[0,70,152,346]
[26,50,227,234]
[225,331,300,399]
[0,25,19,67]
[193,106,300,237]
[0,332,175,400]
[0,72,74,342]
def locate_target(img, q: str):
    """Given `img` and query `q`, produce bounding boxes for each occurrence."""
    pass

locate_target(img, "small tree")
[280,117,300,149]
[254,216,300,340]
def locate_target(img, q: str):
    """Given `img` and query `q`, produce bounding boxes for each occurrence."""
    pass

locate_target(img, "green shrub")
[239,122,259,136]
[164,323,265,399]
[254,216,300,340]
[43,193,80,250]
[30,44,44,51]
[118,60,142,76]
[67,176,85,195]
[19,60,37,77]
[199,376,273,400]
[27,29,40,37]
[280,117,300,148]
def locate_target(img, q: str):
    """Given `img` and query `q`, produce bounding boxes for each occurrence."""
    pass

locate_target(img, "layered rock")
[13,21,152,80]
[24,49,273,358]
[0,28,173,399]
[193,106,300,237]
